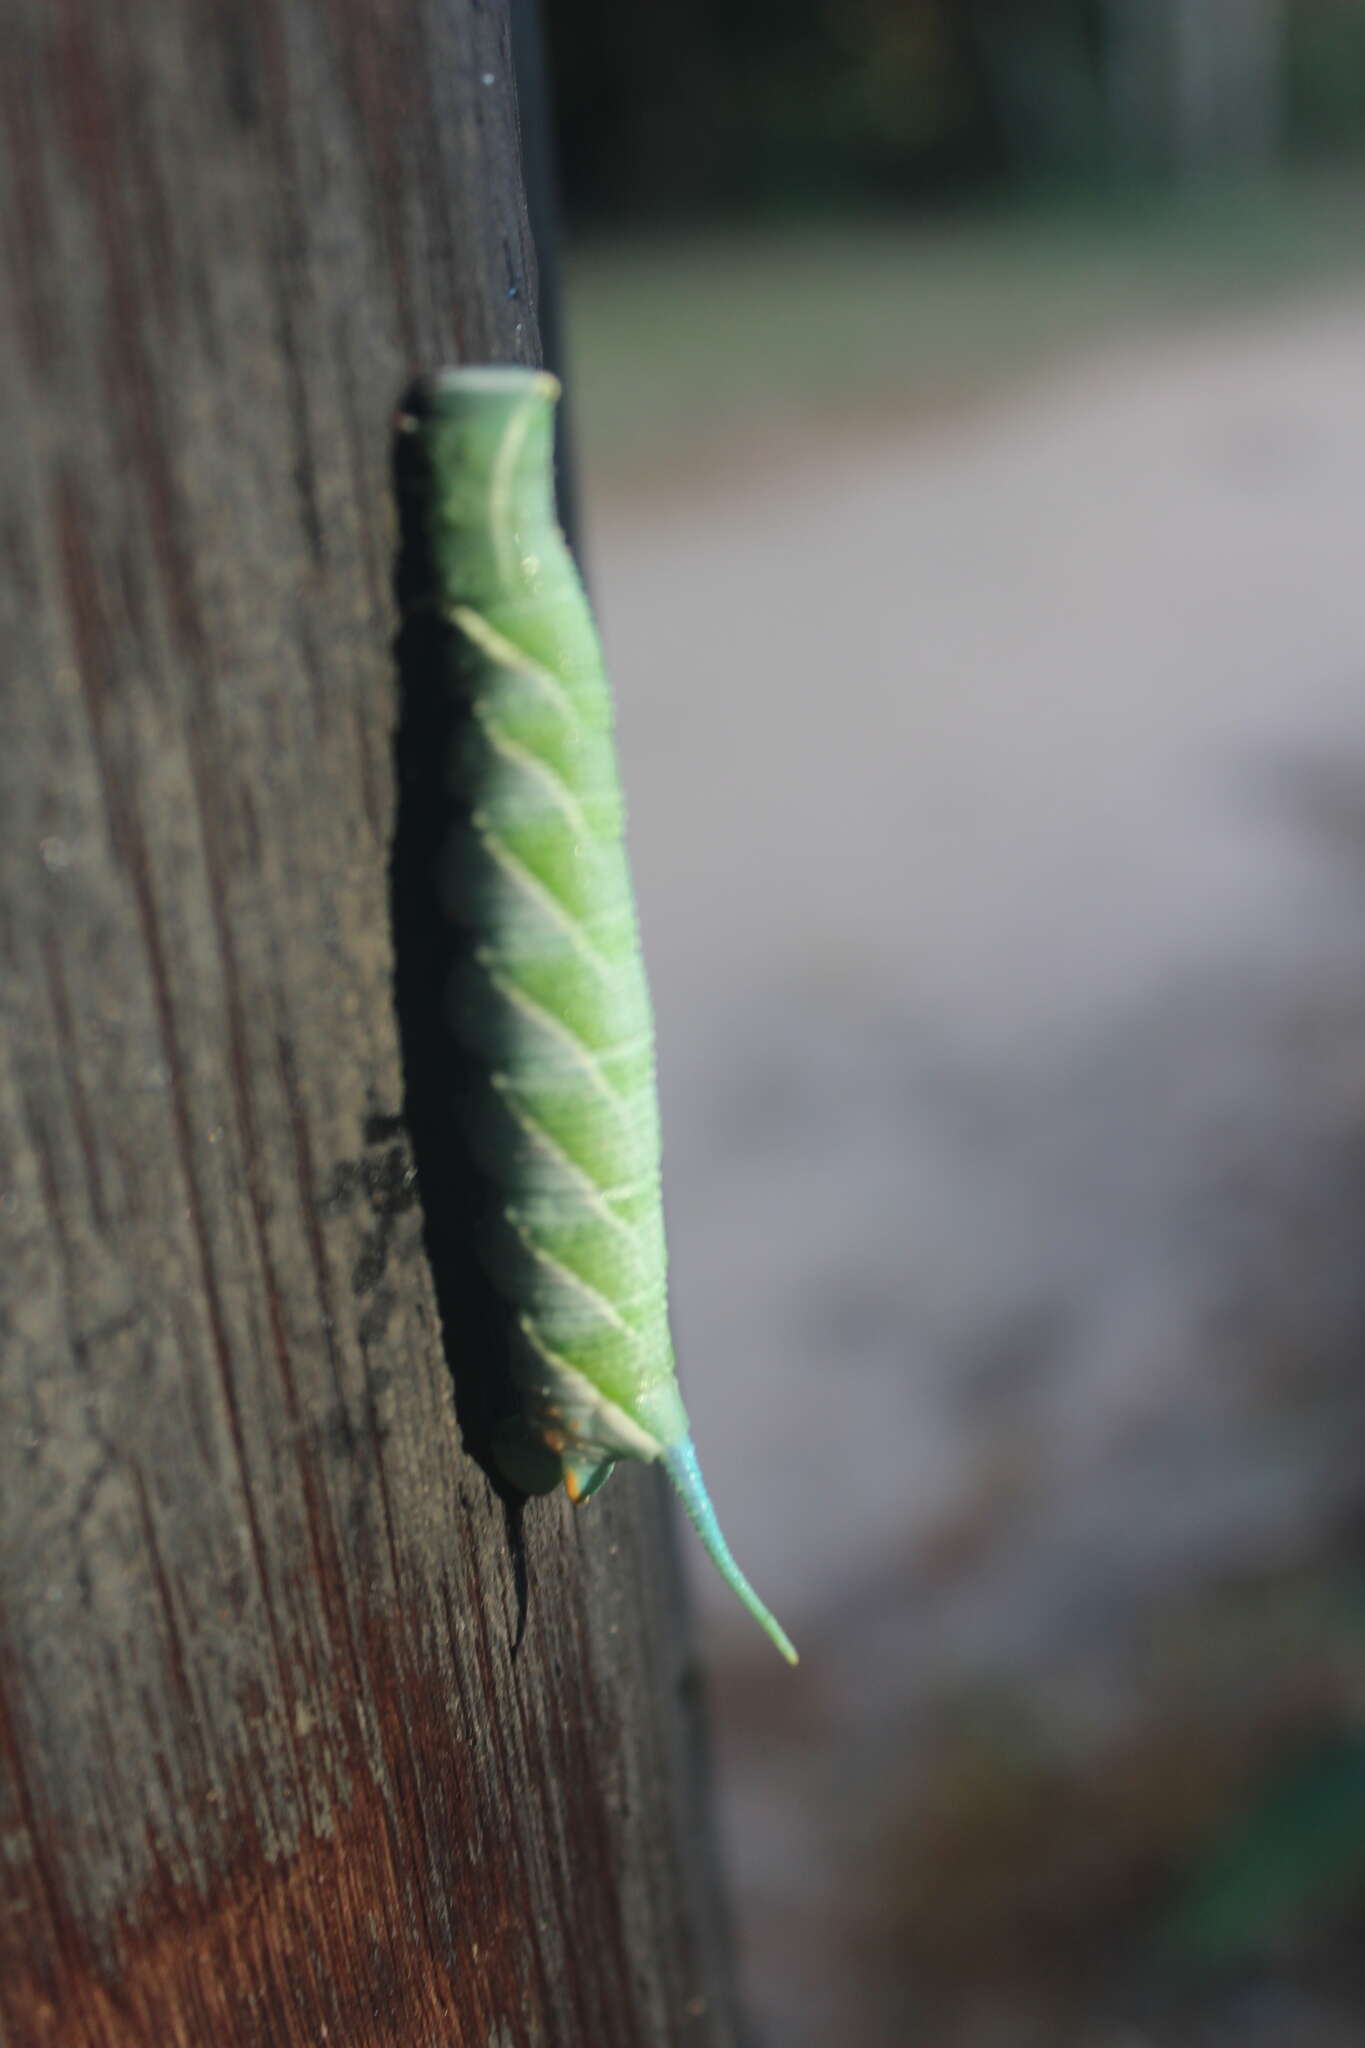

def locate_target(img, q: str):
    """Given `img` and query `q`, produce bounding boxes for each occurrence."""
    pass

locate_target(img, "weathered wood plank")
[0,2,736,2040]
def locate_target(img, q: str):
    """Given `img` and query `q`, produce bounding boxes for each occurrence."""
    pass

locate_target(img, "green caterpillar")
[402,364,796,1665]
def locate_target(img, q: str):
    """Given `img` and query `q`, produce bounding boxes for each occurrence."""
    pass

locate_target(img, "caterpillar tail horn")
[662,1439,798,1665]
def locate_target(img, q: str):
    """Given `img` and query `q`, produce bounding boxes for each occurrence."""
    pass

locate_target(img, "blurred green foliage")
[541,0,1365,229]
[1161,1732,1365,1965]
[1289,0,1365,155]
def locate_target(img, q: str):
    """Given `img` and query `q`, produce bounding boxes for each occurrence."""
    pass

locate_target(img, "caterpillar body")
[403,364,796,1665]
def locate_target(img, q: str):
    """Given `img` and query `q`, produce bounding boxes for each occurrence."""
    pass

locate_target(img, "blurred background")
[537,6,1365,2043]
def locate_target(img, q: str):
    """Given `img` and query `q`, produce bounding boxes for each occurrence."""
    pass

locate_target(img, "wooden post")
[0,2,738,2040]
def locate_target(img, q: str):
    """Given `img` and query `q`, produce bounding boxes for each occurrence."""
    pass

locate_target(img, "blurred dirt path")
[589,289,1365,1614]
[588,289,1365,2041]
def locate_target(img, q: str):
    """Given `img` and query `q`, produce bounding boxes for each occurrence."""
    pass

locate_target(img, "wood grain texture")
[0,2,738,2041]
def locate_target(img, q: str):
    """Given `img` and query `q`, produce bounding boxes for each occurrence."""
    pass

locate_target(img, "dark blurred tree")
[542,0,1005,224]
[1101,0,1285,176]
[965,0,1104,177]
